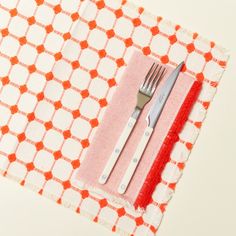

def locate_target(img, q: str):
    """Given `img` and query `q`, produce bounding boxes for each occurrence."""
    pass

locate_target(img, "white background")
[0,0,236,235]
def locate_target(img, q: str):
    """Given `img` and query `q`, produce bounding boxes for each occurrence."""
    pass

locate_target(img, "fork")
[99,63,166,184]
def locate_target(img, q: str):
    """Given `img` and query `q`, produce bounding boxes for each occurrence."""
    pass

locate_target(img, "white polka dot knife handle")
[98,117,137,184]
[118,126,153,194]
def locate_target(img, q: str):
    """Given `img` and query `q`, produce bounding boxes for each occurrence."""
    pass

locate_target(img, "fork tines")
[142,63,166,94]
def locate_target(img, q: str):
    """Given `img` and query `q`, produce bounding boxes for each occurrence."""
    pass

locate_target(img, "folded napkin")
[77,51,202,209]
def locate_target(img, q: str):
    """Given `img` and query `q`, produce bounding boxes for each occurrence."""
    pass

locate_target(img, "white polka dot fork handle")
[99,63,166,185]
[118,126,153,194]
[99,117,136,184]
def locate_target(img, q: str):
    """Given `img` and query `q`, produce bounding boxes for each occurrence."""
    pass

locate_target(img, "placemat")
[0,0,228,235]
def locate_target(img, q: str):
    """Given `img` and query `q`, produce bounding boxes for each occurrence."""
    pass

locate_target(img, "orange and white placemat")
[0,0,228,235]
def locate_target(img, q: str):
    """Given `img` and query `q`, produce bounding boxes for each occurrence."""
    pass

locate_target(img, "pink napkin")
[76,51,202,208]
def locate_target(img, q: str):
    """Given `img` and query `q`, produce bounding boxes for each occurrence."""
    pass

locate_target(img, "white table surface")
[1,0,236,235]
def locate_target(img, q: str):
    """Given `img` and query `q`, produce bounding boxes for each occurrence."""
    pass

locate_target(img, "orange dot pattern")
[0,0,228,235]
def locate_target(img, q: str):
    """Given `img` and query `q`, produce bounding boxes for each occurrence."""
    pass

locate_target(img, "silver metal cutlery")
[99,63,166,185]
[98,59,184,194]
[118,62,184,194]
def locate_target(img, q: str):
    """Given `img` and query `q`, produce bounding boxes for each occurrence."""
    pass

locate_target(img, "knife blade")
[147,61,184,128]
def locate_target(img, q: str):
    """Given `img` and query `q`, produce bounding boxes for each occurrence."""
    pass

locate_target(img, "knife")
[118,62,184,194]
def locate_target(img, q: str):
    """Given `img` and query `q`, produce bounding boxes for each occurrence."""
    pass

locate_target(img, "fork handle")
[98,117,137,184]
[118,126,153,194]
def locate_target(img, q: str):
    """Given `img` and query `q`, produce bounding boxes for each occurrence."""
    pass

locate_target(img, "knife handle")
[118,126,153,194]
[99,117,137,184]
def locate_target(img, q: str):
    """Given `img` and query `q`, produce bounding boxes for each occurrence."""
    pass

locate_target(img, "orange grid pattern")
[0,0,228,235]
